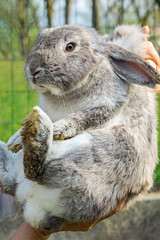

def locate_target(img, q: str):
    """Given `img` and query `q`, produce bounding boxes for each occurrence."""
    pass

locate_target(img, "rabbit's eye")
[65,43,75,52]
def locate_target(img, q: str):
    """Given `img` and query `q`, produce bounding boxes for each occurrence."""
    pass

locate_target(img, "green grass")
[0,60,160,184]
[0,60,38,141]
[153,94,160,184]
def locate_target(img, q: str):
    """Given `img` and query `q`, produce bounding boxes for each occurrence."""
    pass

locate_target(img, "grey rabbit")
[0,25,160,232]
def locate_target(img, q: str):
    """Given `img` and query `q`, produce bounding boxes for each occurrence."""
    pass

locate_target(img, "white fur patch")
[23,185,62,227]
[16,179,62,227]
[49,132,93,160]
[112,25,146,54]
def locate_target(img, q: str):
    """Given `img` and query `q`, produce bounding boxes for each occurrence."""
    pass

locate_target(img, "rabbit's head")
[25,24,160,99]
[25,25,100,96]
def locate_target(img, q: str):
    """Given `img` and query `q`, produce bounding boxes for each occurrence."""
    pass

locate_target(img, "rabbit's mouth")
[28,78,62,95]
[25,64,64,95]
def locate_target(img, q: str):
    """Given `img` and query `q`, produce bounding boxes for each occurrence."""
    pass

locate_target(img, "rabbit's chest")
[39,94,83,122]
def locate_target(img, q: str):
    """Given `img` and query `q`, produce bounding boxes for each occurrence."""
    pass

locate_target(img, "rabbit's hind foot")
[21,106,53,182]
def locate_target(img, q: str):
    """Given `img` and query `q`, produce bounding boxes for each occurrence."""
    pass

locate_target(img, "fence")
[0,0,160,182]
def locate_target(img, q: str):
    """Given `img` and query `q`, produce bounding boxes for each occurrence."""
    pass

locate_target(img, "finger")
[142,41,154,49]
[146,60,157,69]
[141,26,149,41]
[155,84,160,94]
[144,60,160,94]
[142,51,160,67]
[142,42,160,67]
[141,26,149,35]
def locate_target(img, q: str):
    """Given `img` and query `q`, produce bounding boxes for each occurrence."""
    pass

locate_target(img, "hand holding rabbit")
[141,26,160,93]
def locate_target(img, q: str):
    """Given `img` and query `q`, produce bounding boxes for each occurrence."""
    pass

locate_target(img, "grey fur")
[0,25,159,232]
[0,141,17,195]
[39,215,66,232]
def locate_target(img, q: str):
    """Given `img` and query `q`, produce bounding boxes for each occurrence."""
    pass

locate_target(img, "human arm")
[10,222,51,240]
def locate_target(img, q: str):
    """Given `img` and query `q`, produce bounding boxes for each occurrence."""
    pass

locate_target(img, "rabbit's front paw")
[53,119,77,140]
[21,106,53,181]
[0,141,16,195]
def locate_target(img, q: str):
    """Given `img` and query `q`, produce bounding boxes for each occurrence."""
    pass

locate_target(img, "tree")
[105,0,155,27]
[0,0,39,58]
[15,0,39,57]
[131,0,153,26]
[92,0,102,33]
[155,0,160,7]
[44,0,54,27]
[65,0,72,24]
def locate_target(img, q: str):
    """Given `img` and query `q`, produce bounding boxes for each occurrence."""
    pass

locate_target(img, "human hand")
[141,26,160,93]
[10,222,51,240]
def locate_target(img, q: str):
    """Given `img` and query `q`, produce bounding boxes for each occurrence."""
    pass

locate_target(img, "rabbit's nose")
[29,64,41,76]
[29,53,43,76]
[30,68,41,77]
[29,68,41,84]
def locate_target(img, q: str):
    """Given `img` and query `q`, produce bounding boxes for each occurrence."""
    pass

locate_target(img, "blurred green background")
[0,0,160,183]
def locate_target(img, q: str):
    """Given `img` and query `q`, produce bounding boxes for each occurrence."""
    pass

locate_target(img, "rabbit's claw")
[53,120,77,141]
[8,144,22,153]
[53,134,71,140]
[53,135,66,140]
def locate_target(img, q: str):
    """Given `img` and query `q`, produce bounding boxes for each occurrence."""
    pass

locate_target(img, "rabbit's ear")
[108,44,160,88]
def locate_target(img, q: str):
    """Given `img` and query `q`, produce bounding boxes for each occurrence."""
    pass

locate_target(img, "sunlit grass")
[0,60,38,141]
[153,94,160,184]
